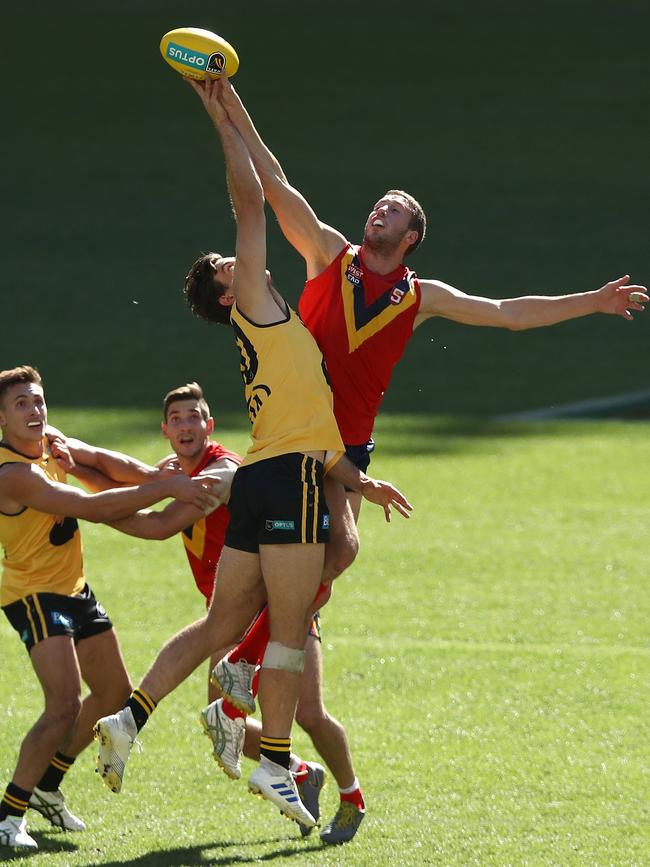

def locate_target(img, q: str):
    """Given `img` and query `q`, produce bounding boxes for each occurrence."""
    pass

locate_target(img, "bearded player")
[184,73,648,845]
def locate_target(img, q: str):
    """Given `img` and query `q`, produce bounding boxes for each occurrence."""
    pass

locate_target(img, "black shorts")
[344,438,375,491]
[2,583,114,654]
[226,453,330,554]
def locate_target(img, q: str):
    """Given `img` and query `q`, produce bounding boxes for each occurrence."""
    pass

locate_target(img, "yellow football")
[160,27,239,80]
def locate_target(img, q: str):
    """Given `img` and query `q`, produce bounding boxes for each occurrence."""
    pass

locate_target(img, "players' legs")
[322,478,359,584]
[11,637,82,791]
[95,548,266,794]
[256,542,324,742]
[347,490,363,523]
[139,546,265,703]
[295,635,355,789]
[60,629,132,756]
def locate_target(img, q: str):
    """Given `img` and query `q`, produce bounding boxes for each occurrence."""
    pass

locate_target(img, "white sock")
[289,753,303,774]
[339,776,360,795]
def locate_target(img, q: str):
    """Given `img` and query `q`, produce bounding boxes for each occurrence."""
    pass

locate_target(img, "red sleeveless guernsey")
[298,243,421,444]
[182,441,241,600]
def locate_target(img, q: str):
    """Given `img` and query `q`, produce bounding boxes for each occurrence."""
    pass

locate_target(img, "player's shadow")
[2,830,79,859]
[78,837,322,867]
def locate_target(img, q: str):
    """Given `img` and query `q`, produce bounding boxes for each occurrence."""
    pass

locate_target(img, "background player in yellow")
[0,365,220,852]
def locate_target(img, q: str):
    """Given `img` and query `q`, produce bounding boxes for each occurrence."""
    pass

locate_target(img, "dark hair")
[384,189,427,256]
[0,365,42,408]
[162,381,210,422]
[183,252,232,326]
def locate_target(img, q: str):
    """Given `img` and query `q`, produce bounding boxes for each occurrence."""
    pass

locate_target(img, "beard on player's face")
[362,225,409,257]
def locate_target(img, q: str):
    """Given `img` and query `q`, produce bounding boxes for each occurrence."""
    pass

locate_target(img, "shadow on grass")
[78,836,323,866]
[1,829,79,859]
[373,414,626,458]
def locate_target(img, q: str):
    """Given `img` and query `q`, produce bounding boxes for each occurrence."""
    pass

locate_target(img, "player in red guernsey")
[180,439,238,601]
[200,74,648,845]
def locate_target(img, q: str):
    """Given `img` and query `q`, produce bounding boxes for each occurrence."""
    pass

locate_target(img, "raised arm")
[415,275,648,330]
[0,463,220,524]
[187,77,281,323]
[190,75,346,280]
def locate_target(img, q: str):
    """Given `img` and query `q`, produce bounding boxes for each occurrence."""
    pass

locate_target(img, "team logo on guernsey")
[322,514,330,529]
[49,516,79,546]
[340,252,417,352]
[345,262,362,285]
[232,320,259,385]
[247,384,271,422]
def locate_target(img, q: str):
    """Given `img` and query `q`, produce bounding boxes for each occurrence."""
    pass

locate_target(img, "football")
[160,27,239,80]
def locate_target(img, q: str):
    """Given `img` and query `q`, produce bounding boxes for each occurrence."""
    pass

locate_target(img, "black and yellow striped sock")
[0,783,31,820]
[260,735,291,770]
[126,688,158,732]
[36,751,75,792]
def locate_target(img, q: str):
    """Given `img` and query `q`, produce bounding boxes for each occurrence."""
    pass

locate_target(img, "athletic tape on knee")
[261,641,305,673]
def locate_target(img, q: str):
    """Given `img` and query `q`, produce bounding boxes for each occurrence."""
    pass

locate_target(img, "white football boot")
[210,657,257,714]
[248,759,316,828]
[200,698,245,780]
[94,707,139,793]
[0,816,38,849]
[29,787,86,831]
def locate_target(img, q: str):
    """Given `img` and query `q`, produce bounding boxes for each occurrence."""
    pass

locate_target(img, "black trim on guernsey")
[0,440,41,460]
[232,297,290,329]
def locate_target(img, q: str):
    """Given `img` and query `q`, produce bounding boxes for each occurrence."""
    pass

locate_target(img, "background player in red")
[186,73,648,844]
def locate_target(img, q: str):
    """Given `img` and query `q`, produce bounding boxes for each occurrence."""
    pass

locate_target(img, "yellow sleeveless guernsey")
[0,443,85,606]
[230,301,344,471]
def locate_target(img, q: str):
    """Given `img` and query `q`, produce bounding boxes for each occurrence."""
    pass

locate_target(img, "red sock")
[228,606,270,665]
[293,762,309,784]
[222,699,247,720]
[312,580,331,609]
[340,787,365,811]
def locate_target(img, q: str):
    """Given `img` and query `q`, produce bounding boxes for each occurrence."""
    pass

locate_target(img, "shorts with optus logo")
[225,453,330,553]
[2,583,114,653]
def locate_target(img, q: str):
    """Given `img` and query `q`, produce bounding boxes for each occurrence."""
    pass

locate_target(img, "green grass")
[2,410,650,865]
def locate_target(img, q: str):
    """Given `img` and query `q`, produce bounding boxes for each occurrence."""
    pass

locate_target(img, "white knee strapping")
[261,641,305,673]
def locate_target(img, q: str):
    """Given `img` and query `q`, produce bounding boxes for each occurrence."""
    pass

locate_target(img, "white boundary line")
[495,388,650,422]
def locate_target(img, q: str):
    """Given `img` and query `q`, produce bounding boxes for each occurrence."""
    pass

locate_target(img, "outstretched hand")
[168,472,223,513]
[597,275,648,320]
[361,478,413,523]
[185,75,229,125]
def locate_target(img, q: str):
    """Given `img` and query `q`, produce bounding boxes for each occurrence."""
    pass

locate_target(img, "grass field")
[3,1,650,863]
[2,410,650,866]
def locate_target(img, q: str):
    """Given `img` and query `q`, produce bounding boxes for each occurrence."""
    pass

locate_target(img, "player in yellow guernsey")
[94,75,411,832]
[0,365,222,852]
